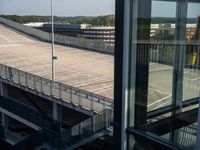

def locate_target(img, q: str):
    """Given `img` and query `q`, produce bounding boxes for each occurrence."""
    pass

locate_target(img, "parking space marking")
[149,87,171,95]
[148,95,172,107]
[0,44,22,48]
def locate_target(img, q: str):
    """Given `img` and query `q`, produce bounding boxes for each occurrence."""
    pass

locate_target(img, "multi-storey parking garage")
[0,3,200,148]
[0,24,114,99]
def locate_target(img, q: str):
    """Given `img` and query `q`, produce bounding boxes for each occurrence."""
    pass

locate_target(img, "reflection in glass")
[183,2,200,101]
[148,1,176,111]
[128,0,200,149]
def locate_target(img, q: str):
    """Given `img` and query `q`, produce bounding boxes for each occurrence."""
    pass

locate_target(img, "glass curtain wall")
[126,0,200,149]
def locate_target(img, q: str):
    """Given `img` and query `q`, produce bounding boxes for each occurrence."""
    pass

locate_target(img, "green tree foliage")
[0,15,115,26]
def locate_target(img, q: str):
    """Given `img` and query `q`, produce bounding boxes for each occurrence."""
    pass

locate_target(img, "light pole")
[51,0,59,122]
[51,0,55,81]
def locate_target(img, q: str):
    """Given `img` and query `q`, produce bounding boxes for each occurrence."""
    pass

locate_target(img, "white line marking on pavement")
[151,100,171,110]
[95,86,113,94]
[148,95,172,107]
[91,85,114,93]
[73,78,100,86]
[149,67,172,72]
[149,87,170,95]
[191,77,200,81]
[0,44,22,48]
[184,69,190,73]
[0,35,13,43]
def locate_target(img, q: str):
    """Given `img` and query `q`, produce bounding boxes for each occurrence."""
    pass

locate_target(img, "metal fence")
[0,94,113,149]
[60,108,113,149]
[14,127,59,150]
[148,116,197,149]
[0,95,57,129]
[138,42,200,110]
[0,17,114,54]
[148,42,200,68]
[0,64,113,113]
[37,27,115,45]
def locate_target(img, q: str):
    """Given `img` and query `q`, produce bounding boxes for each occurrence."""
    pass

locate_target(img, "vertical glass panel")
[129,0,200,149]
[128,134,134,150]
[183,2,200,101]
[148,1,176,111]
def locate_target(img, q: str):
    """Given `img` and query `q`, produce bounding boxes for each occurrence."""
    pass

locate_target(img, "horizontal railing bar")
[147,97,199,119]
[0,64,114,113]
[137,41,200,46]
[127,127,185,150]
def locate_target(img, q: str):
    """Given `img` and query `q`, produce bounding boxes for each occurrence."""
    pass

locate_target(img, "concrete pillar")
[53,102,62,122]
[0,82,9,128]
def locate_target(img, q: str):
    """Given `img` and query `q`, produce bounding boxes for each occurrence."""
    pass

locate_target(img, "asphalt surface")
[0,24,199,111]
[0,24,114,99]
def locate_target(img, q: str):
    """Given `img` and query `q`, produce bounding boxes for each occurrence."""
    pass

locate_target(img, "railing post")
[92,116,96,133]
[0,82,9,128]
[25,72,28,87]
[5,66,7,80]
[41,78,43,94]
[59,83,61,99]
[70,87,73,103]
[17,70,20,84]
[51,80,53,97]
[105,109,108,128]
[78,91,81,106]
[34,75,36,90]
[79,122,83,135]
[91,95,94,111]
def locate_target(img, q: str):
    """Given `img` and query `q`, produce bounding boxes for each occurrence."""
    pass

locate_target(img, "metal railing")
[14,127,59,150]
[147,42,200,68]
[0,95,58,129]
[0,64,113,113]
[148,115,197,149]
[59,108,113,149]
[0,95,113,150]
[138,42,200,110]
[0,17,114,54]
[37,27,115,45]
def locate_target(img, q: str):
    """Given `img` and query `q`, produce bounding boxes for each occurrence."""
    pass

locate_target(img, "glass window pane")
[183,2,200,101]
[148,1,176,112]
[129,0,200,149]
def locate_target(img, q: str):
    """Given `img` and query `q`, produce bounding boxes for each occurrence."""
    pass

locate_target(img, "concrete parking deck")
[0,24,114,99]
[0,24,200,111]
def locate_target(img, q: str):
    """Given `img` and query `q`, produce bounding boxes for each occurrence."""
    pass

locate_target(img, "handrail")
[136,41,200,46]
[59,108,113,149]
[0,95,58,129]
[147,97,199,119]
[0,64,114,113]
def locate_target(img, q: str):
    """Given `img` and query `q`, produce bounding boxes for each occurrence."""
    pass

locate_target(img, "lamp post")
[51,0,60,122]
[51,0,55,81]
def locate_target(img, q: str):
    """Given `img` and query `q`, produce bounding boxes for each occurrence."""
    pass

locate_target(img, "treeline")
[0,15,115,26]
[1,15,198,27]
[152,17,197,24]
[0,15,50,23]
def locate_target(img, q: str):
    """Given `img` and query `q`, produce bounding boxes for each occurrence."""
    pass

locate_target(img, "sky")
[152,1,200,18]
[0,0,199,18]
[0,0,115,16]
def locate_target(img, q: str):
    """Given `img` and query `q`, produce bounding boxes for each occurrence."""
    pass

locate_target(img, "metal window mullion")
[172,0,188,114]
[196,100,200,149]
[171,0,188,143]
